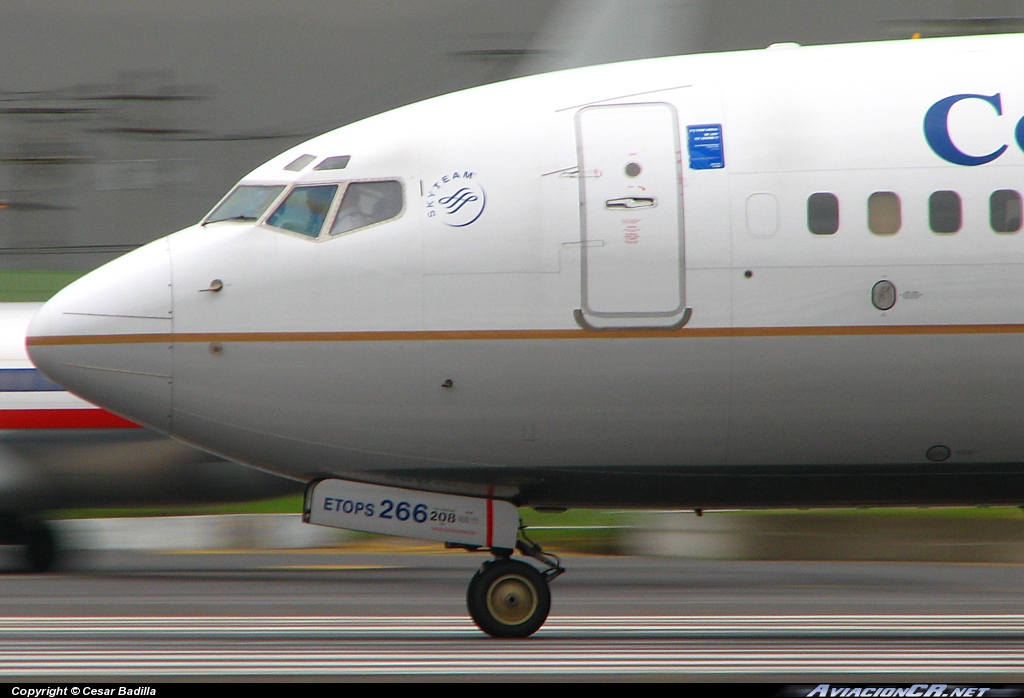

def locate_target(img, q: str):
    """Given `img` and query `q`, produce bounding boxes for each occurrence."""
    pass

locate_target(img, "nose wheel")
[465,535,564,638]
[467,558,550,638]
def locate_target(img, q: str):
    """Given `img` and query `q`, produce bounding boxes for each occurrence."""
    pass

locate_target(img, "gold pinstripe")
[24,323,1024,346]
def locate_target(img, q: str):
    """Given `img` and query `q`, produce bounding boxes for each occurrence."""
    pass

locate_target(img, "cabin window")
[868,192,901,235]
[329,180,404,236]
[990,189,1022,233]
[265,184,338,238]
[807,192,839,235]
[205,185,286,224]
[929,191,961,233]
[314,155,352,171]
[283,154,316,172]
[746,193,778,238]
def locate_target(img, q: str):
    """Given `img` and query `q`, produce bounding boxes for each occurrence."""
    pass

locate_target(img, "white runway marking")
[1,614,1023,636]
[1,615,1022,676]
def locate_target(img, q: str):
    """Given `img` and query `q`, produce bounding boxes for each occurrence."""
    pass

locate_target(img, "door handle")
[605,197,655,209]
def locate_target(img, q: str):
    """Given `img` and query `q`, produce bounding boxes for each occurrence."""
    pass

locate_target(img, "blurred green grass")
[46,493,307,520]
[0,270,85,301]
[47,497,1024,555]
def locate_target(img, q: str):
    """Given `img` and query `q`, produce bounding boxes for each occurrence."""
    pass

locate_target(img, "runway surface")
[2,548,1024,680]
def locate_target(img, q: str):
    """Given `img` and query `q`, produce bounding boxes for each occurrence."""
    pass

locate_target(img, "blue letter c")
[924,93,1007,166]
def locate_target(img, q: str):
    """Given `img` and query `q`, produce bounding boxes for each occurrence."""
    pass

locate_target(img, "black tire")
[21,520,57,573]
[467,559,550,638]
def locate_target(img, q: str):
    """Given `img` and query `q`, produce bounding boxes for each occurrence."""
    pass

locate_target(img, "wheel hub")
[486,574,538,625]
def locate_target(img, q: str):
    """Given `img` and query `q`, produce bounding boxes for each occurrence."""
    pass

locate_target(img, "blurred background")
[7,0,1024,561]
[3,0,1024,278]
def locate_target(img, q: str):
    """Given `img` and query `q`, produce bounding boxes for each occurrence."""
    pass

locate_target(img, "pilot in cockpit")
[330,180,403,236]
[265,184,337,238]
[302,186,334,232]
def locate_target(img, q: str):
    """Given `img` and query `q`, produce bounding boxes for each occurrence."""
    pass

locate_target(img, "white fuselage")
[26,35,1024,508]
[0,303,296,512]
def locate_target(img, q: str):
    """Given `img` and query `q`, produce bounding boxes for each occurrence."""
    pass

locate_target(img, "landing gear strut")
[466,531,565,638]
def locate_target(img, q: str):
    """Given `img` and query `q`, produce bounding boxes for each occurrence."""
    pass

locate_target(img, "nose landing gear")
[466,534,565,638]
[303,478,564,637]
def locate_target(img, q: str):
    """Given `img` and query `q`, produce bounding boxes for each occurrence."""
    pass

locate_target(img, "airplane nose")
[26,238,173,433]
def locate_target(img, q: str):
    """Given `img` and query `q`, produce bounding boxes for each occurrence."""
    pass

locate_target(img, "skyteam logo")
[425,170,486,227]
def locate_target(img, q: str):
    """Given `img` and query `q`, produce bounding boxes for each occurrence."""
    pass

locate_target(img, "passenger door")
[575,102,688,329]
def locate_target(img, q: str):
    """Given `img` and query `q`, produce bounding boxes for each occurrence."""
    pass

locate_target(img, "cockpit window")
[265,184,338,238]
[284,154,316,172]
[314,155,351,171]
[205,185,286,224]
[329,181,403,236]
